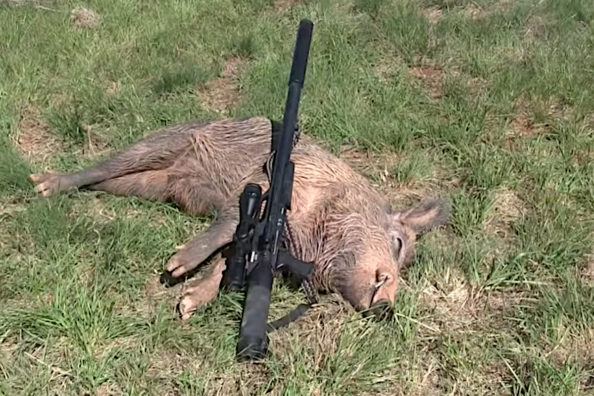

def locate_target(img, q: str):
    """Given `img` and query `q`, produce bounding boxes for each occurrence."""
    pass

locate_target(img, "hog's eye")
[391,236,403,261]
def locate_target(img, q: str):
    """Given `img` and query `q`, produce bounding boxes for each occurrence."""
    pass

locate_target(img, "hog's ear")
[391,198,449,235]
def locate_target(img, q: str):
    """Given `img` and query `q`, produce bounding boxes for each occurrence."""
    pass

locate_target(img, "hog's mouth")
[338,280,395,321]
[362,280,395,321]
[362,300,393,321]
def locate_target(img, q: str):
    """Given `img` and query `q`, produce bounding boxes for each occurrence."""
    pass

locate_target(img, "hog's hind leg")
[86,170,171,202]
[30,122,200,197]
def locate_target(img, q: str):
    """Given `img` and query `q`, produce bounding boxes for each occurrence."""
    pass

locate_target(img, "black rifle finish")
[226,19,315,361]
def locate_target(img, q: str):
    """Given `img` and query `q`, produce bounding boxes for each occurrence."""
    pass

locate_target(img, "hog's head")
[332,199,449,319]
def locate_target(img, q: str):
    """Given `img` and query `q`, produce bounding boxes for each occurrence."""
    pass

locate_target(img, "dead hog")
[30,117,448,320]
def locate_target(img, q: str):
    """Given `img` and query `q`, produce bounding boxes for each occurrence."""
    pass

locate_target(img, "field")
[1,0,593,394]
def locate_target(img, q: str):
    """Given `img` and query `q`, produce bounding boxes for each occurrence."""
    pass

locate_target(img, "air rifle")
[222,19,315,361]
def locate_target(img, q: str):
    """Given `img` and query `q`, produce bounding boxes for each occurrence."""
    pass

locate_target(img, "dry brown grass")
[71,6,102,29]
[422,6,443,24]
[484,188,527,240]
[506,96,570,140]
[96,383,122,396]
[106,80,121,96]
[0,201,26,217]
[79,124,111,159]
[410,65,444,99]
[197,57,246,115]
[374,57,399,84]
[462,0,515,20]
[270,296,352,366]
[581,254,594,285]
[14,105,64,165]
[339,144,397,178]
[274,0,306,12]
[546,327,594,368]
[416,272,522,333]
[0,338,18,363]
[465,2,486,19]
[524,15,550,42]
[339,145,451,211]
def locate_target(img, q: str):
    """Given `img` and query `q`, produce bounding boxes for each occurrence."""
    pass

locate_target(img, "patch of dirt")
[0,339,19,361]
[485,189,526,239]
[197,57,246,115]
[339,145,452,210]
[547,328,594,368]
[418,276,477,331]
[499,46,531,66]
[373,49,406,84]
[583,373,594,393]
[414,359,442,396]
[0,201,26,217]
[492,190,525,222]
[96,384,122,396]
[466,75,489,97]
[471,363,514,395]
[146,348,274,395]
[506,97,570,141]
[509,112,539,138]
[339,145,398,180]
[106,80,121,96]
[581,254,594,285]
[219,365,273,396]
[422,6,443,24]
[71,6,101,29]
[78,123,111,159]
[375,57,399,84]
[463,0,514,20]
[147,350,196,378]
[464,2,485,19]
[139,276,176,319]
[410,66,444,99]
[23,338,76,386]
[274,0,306,12]
[14,105,64,164]
[571,145,594,166]
[3,0,56,9]
[94,336,141,361]
[417,270,529,333]
[524,16,549,42]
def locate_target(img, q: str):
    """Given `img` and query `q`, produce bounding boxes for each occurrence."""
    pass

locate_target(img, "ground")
[0,0,593,394]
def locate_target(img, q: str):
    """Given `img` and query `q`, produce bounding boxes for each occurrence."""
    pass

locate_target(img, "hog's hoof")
[177,279,220,321]
[176,258,225,321]
[177,298,198,321]
[30,172,68,197]
[166,249,201,278]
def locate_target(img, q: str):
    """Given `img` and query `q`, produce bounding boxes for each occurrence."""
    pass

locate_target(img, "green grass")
[1,0,593,394]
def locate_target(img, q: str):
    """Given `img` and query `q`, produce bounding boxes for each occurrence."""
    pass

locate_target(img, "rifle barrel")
[263,19,313,264]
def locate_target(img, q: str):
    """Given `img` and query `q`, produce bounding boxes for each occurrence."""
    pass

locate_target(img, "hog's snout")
[362,299,394,321]
[336,252,400,315]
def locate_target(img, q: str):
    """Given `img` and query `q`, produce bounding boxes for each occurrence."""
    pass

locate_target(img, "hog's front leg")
[166,203,238,278]
[177,254,226,320]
